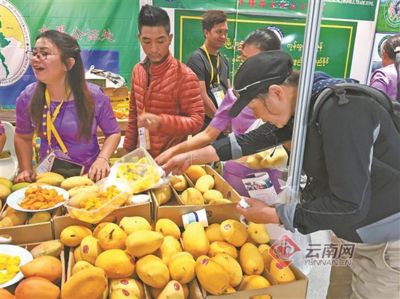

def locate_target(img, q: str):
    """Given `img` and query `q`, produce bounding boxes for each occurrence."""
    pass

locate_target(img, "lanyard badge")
[202,45,224,107]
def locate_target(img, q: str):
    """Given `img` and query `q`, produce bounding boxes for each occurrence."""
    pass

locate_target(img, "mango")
[182,222,209,259]
[208,241,238,259]
[247,222,270,244]
[0,184,11,201]
[160,235,182,264]
[74,245,82,262]
[136,255,170,289]
[168,252,196,285]
[30,240,64,258]
[180,187,204,205]
[72,260,94,275]
[220,219,248,247]
[240,243,265,275]
[153,184,172,205]
[20,255,62,282]
[238,275,271,299]
[269,260,296,283]
[109,278,144,299]
[212,253,243,287]
[119,216,152,235]
[195,255,230,295]
[205,223,224,242]
[0,288,14,299]
[60,225,92,247]
[208,198,232,205]
[169,175,187,192]
[126,230,164,257]
[80,235,102,264]
[109,289,139,299]
[68,184,100,198]
[157,280,185,299]
[0,177,13,189]
[60,176,94,190]
[97,223,127,250]
[11,182,30,192]
[95,249,135,279]
[195,175,215,193]
[28,211,51,224]
[203,189,223,204]
[155,218,181,239]
[15,276,60,299]
[35,172,64,181]
[259,244,274,269]
[36,176,64,186]
[61,267,107,299]
[185,165,206,183]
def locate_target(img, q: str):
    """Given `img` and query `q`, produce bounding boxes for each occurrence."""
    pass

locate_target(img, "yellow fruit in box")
[205,223,224,242]
[0,184,11,201]
[109,288,138,299]
[109,278,144,299]
[36,172,64,181]
[220,219,248,247]
[0,288,14,299]
[80,235,102,264]
[247,222,270,244]
[212,253,243,287]
[185,165,206,183]
[72,260,94,275]
[208,197,232,205]
[153,185,172,205]
[168,252,196,285]
[60,225,92,247]
[119,216,152,235]
[30,240,63,258]
[15,276,60,299]
[61,176,94,190]
[180,187,204,205]
[203,189,223,204]
[93,222,113,238]
[195,255,230,295]
[208,241,238,259]
[126,230,164,257]
[258,244,274,269]
[28,211,51,224]
[155,218,181,239]
[61,267,107,299]
[195,174,215,193]
[240,243,265,275]
[97,223,127,250]
[182,222,209,259]
[169,175,187,192]
[95,249,135,279]
[238,275,271,299]
[136,254,170,289]
[20,255,62,282]
[157,280,185,299]
[269,259,296,283]
[74,246,82,262]
[159,235,182,264]
[36,176,64,186]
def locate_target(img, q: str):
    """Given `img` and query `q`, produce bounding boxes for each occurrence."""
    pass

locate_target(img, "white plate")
[6,185,69,212]
[0,244,33,288]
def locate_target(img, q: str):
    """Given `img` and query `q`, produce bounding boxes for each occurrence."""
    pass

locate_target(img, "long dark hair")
[382,34,400,101]
[29,30,94,139]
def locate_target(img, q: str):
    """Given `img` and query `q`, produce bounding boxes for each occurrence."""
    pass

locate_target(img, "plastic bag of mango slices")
[107,148,166,194]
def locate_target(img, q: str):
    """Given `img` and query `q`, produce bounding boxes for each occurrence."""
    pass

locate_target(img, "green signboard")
[175,10,357,79]
[1,0,139,109]
[376,0,400,32]
[155,0,377,21]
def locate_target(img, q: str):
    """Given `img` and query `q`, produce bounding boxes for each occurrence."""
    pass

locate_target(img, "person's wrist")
[96,155,110,164]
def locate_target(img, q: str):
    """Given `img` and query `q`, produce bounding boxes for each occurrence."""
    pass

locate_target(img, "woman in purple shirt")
[15,30,120,182]
[156,28,281,165]
[369,34,400,102]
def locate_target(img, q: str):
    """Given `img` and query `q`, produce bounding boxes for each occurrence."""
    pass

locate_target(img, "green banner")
[1,0,139,109]
[376,0,400,32]
[155,0,377,21]
[175,10,356,79]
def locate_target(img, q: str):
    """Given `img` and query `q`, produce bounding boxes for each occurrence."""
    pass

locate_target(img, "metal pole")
[287,0,324,202]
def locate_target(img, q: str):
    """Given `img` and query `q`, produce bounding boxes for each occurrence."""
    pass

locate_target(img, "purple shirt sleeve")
[91,84,120,136]
[0,121,4,134]
[209,89,236,132]
[15,83,36,135]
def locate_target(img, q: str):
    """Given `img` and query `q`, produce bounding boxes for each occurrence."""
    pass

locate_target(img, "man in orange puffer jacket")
[124,5,204,157]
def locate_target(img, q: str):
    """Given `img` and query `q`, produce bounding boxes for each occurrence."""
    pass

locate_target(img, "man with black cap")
[161,50,400,298]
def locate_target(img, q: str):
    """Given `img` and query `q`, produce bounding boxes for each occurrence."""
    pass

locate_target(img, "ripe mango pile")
[59,216,296,298]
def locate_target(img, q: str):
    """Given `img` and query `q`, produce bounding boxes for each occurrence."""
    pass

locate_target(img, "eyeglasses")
[233,75,282,98]
[26,50,56,61]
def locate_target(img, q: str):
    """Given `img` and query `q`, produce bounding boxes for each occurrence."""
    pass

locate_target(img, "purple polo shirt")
[209,88,256,134]
[0,121,4,134]
[369,64,398,102]
[15,82,120,171]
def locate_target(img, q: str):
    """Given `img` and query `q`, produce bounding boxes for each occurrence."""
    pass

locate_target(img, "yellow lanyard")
[44,89,68,154]
[202,45,220,87]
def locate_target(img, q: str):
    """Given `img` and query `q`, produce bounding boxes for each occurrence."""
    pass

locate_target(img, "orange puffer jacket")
[124,53,204,157]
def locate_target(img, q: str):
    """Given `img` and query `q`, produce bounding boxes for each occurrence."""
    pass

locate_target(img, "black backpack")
[312,83,400,133]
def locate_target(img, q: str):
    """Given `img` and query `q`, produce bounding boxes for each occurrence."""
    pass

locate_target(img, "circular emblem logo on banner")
[384,0,400,28]
[0,0,31,86]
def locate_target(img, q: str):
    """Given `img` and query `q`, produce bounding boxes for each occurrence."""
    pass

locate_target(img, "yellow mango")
[247,222,270,244]
[80,235,102,265]
[205,223,224,242]
[60,225,92,247]
[159,235,182,264]
[20,255,62,282]
[258,244,274,269]
[60,176,94,190]
[0,177,13,189]
[15,276,60,299]
[180,187,204,205]
[203,189,223,204]
[195,255,230,295]
[109,278,144,299]
[153,184,172,205]
[157,280,185,299]
[136,255,170,289]
[0,184,11,201]
[269,260,296,283]
[126,230,164,257]
[212,253,243,287]
[239,275,271,299]
[95,249,135,279]
[194,175,215,193]
[168,252,196,285]
[169,175,187,192]
[208,241,238,259]
[97,223,127,250]
[155,218,181,239]
[61,267,107,299]
[240,243,265,275]
[119,216,152,235]
[182,222,209,259]
[220,219,248,247]
[30,240,63,258]
[185,165,206,183]
[72,260,94,275]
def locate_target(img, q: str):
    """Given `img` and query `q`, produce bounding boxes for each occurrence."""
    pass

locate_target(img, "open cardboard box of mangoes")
[152,165,241,226]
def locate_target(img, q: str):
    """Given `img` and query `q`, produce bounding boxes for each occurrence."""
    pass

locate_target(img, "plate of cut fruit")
[0,244,33,288]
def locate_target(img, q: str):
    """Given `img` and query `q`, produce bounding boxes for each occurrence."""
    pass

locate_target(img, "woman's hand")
[155,148,175,166]
[15,170,36,183]
[236,197,280,224]
[88,157,110,182]
[161,153,191,175]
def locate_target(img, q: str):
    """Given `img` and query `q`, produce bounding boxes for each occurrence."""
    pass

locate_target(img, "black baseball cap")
[229,50,293,117]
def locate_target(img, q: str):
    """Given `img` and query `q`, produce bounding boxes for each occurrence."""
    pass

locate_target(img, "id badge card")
[211,85,225,107]
[138,127,151,150]
[36,151,56,173]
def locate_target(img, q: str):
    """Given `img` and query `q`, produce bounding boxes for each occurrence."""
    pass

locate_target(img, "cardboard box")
[153,165,241,226]
[191,266,308,299]
[0,205,57,244]
[102,86,129,98]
